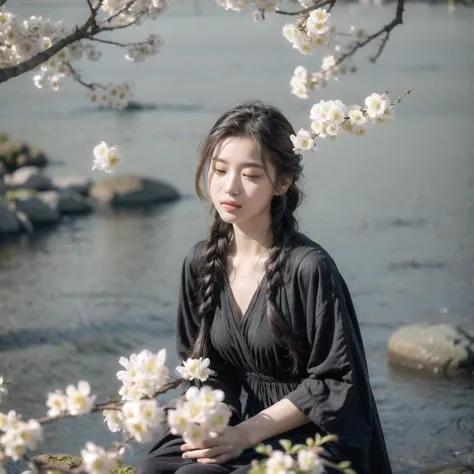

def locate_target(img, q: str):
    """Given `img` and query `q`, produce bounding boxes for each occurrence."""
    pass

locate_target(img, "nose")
[223,172,240,196]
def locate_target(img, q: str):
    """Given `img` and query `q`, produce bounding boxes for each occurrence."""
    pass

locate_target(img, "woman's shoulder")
[290,232,341,278]
[183,240,207,273]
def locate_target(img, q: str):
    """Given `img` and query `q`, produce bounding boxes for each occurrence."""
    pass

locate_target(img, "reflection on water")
[1,1,474,472]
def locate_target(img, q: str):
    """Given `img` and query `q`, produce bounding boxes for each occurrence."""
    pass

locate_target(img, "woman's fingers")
[197,454,229,464]
[182,444,229,460]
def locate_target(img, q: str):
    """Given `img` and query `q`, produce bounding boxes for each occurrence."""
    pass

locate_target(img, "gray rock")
[0,162,6,180]
[388,323,474,375]
[3,166,53,191]
[37,190,94,215]
[0,201,20,234]
[12,196,60,226]
[15,210,34,234]
[89,173,180,208]
[422,463,474,474]
[52,176,93,196]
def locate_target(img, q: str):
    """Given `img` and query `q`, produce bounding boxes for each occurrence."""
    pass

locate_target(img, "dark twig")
[328,0,405,72]
[65,62,105,90]
[86,36,147,48]
[275,0,333,15]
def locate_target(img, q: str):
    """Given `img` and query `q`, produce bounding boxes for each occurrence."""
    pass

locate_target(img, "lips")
[221,201,241,208]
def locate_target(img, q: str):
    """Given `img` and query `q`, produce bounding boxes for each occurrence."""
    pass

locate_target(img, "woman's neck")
[230,220,272,259]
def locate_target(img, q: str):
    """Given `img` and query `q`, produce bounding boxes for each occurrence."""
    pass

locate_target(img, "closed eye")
[213,168,226,175]
[243,174,261,179]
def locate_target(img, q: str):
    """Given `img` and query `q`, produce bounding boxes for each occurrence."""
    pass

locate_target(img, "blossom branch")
[0,1,104,84]
[34,378,183,426]
[86,36,149,48]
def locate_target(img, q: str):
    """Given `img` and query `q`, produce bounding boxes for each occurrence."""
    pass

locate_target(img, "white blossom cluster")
[87,82,135,110]
[283,8,334,55]
[167,386,232,445]
[81,442,120,474]
[264,448,323,474]
[176,357,213,382]
[45,380,97,417]
[103,399,164,443]
[92,141,122,173]
[0,411,42,461]
[125,33,162,63]
[116,348,169,401]
[290,92,393,152]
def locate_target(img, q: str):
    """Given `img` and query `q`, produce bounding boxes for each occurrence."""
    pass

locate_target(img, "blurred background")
[0,0,473,472]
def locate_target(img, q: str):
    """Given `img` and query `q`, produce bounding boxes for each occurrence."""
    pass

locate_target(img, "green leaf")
[254,444,269,455]
[279,439,292,452]
[306,437,314,447]
[316,434,338,446]
[343,469,357,474]
[288,444,306,454]
[337,461,352,469]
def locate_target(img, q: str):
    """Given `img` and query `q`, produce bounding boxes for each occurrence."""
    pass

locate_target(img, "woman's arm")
[234,398,310,449]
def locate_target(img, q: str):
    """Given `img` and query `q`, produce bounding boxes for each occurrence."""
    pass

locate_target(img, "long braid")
[264,186,301,373]
[190,212,232,359]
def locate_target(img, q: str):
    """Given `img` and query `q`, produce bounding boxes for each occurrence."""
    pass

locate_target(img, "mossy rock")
[0,139,48,171]
[3,188,37,201]
[40,454,135,474]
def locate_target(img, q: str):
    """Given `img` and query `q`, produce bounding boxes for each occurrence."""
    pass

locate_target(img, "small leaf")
[343,469,357,474]
[279,439,292,452]
[306,437,314,447]
[254,444,270,455]
[288,444,306,454]
[315,434,338,446]
[337,461,352,469]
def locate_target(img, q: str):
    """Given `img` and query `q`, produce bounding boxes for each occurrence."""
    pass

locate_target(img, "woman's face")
[208,136,278,227]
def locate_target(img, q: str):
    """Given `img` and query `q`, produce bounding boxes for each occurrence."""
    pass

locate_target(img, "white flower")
[167,406,189,435]
[290,129,314,153]
[202,403,232,433]
[0,376,8,403]
[81,442,118,474]
[103,409,124,433]
[176,357,212,382]
[348,106,366,126]
[266,450,295,474]
[282,23,299,44]
[65,380,96,415]
[122,400,164,443]
[0,415,43,461]
[365,93,388,119]
[182,422,206,446]
[92,141,122,174]
[46,390,67,417]
[297,449,322,473]
[197,386,224,407]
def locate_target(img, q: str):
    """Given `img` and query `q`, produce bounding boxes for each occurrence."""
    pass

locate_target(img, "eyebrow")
[212,157,264,169]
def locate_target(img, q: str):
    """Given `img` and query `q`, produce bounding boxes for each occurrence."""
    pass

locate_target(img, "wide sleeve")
[175,243,242,425]
[285,250,372,446]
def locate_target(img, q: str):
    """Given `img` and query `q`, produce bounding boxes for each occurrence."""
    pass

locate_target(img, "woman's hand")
[180,426,247,464]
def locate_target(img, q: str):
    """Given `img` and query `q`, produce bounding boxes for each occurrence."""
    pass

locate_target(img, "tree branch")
[86,36,146,48]
[329,0,404,72]
[0,1,104,84]
[275,0,333,15]
[65,62,105,90]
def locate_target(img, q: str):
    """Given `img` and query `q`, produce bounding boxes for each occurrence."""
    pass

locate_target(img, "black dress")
[136,232,392,474]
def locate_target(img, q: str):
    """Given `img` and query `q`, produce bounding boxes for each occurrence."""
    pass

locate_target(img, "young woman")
[137,102,392,474]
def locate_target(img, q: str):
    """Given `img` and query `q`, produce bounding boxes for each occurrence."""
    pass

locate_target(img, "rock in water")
[388,323,474,376]
[89,173,180,207]
[0,201,21,234]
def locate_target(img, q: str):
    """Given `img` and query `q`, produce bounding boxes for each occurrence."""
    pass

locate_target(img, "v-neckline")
[223,273,265,324]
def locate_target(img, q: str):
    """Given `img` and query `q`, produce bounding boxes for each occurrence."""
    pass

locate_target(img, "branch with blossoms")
[218,0,405,100]
[289,88,412,153]
[0,0,168,108]
[0,351,357,474]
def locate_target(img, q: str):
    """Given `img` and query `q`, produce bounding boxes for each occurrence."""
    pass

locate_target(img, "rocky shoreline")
[0,133,181,239]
